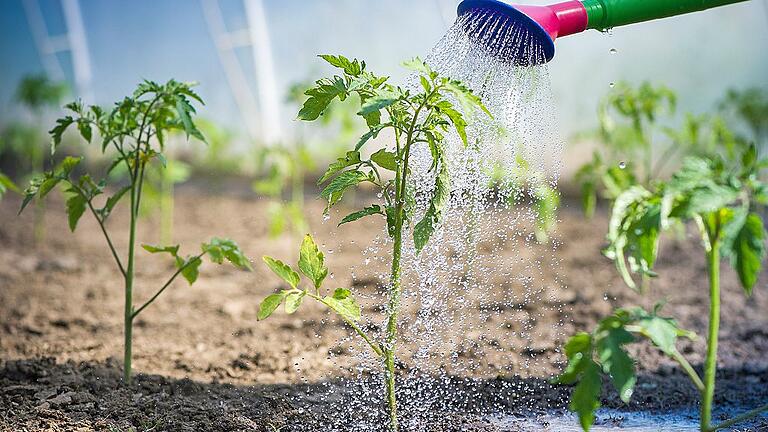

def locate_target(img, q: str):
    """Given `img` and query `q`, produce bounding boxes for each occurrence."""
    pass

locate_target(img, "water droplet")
[322,213,330,222]
[606,27,614,36]
[609,48,617,55]
[609,82,615,88]
[618,161,626,169]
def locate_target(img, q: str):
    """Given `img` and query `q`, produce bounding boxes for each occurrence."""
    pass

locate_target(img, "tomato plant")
[19,80,252,383]
[2,75,68,241]
[257,54,489,431]
[557,144,768,431]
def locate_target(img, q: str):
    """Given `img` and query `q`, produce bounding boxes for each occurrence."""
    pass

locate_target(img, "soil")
[1,187,767,431]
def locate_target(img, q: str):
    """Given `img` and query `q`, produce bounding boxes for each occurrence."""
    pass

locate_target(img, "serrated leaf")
[339,205,383,226]
[370,149,397,171]
[142,243,180,256]
[319,151,361,185]
[323,289,361,322]
[63,188,87,232]
[318,54,363,76]
[100,185,130,219]
[571,361,602,431]
[50,116,75,147]
[285,290,306,314]
[355,123,387,151]
[175,255,202,285]
[596,326,636,403]
[77,119,92,143]
[555,332,592,385]
[320,170,369,210]
[413,153,449,253]
[298,234,328,289]
[262,256,300,289]
[298,77,346,121]
[258,292,287,320]
[437,101,468,147]
[202,237,252,270]
[358,90,399,116]
[722,212,766,294]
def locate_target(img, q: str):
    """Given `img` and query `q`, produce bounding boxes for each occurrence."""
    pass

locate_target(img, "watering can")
[457,0,750,64]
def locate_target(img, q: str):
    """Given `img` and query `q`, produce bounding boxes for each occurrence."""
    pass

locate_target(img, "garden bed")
[1,189,766,431]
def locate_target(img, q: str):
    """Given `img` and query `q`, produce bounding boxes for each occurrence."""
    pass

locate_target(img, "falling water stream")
[290,9,768,432]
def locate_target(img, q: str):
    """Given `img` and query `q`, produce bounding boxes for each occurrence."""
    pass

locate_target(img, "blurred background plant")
[0,74,67,241]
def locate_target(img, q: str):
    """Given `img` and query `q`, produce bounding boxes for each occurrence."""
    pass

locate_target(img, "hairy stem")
[701,239,721,430]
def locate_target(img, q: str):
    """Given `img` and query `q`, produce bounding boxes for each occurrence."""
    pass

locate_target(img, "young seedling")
[557,145,768,431]
[257,54,489,431]
[575,81,676,218]
[10,74,68,241]
[19,80,252,384]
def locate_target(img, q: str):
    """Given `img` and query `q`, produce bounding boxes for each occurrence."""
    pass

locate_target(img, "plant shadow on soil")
[2,357,767,431]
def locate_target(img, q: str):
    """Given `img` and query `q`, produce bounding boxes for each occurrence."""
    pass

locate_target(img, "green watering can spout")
[456,0,750,65]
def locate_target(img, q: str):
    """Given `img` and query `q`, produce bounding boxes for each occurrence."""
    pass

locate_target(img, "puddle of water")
[490,408,766,431]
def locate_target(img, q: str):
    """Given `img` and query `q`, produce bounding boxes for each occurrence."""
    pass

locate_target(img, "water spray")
[457,0,749,65]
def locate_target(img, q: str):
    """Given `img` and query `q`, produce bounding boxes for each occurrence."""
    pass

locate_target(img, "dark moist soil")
[1,189,767,431]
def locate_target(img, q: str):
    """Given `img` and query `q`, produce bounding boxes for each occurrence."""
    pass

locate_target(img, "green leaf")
[358,90,400,116]
[298,234,329,289]
[258,292,287,320]
[413,152,450,253]
[555,332,593,385]
[77,119,92,143]
[323,288,361,322]
[402,57,434,77]
[319,151,361,185]
[571,361,602,431]
[370,149,397,171]
[339,204,383,226]
[262,256,300,289]
[628,307,692,355]
[100,185,130,219]
[722,212,766,294]
[285,290,306,314]
[318,54,363,76]
[355,123,387,151]
[320,169,369,210]
[50,116,75,147]
[175,97,205,142]
[443,79,491,118]
[202,238,252,270]
[175,255,202,285]
[142,243,180,256]
[437,101,468,147]
[65,189,88,232]
[298,77,346,121]
[596,325,636,403]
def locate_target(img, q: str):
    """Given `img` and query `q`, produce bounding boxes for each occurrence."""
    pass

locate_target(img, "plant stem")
[707,402,768,431]
[132,253,204,319]
[160,159,173,245]
[124,181,138,384]
[701,239,720,430]
[384,225,402,432]
[86,201,126,277]
[670,350,705,392]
